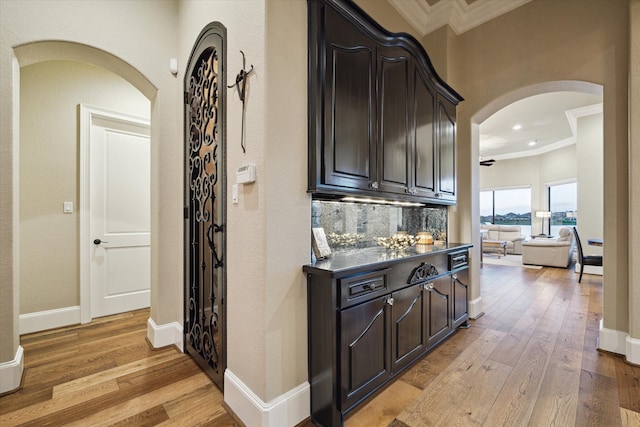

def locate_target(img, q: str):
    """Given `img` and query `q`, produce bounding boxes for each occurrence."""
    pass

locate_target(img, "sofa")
[480,224,525,255]
[521,227,575,268]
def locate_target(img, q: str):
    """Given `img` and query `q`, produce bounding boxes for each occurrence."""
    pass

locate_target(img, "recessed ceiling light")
[528,140,537,146]
[512,124,522,130]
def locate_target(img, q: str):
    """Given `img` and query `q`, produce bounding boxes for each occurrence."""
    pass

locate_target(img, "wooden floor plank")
[63,373,212,427]
[52,350,182,397]
[614,356,640,413]
[527,310,586,426]
[0,380,120,426]
[576,368,622,426]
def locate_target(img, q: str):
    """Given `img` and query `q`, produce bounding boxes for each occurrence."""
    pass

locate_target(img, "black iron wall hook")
[228,50,254,153]
[228,50,254,102]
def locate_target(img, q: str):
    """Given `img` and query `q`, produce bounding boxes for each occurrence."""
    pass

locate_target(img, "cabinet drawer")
[339,269,389,308]
[449,250,468,270]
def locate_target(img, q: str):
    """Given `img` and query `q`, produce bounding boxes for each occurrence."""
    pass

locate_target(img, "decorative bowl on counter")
[375,233,417,251]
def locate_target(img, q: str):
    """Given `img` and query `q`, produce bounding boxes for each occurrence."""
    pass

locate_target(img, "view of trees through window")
[480,187,533,237]
[548,182,577,236]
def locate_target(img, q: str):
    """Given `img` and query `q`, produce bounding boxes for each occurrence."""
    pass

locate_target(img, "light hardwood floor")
[1,264,638,426]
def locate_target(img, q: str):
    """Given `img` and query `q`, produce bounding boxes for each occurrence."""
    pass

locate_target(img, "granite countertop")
[303,243,472,277]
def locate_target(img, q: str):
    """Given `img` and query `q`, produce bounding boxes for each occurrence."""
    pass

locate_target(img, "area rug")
[482,254,542,269]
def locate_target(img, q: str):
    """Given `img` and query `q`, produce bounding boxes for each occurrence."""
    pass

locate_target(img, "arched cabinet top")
[308,0,463,105]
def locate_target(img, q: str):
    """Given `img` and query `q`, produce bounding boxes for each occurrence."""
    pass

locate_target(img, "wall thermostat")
[236,164,256,184]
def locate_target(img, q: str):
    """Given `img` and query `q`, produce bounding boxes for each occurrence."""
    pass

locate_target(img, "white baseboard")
[626,335,640,365]
[469,296,484,319]
[598,319,629,355]
[19,306,81,335]
[575,263,603,276]
[224,369,310,427]
[0,346,23,394]
[147,317,183,351]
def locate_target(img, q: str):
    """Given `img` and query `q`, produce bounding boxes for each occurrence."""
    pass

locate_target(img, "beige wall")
[19,60,149,314]
[178,0,309,404]
[576,114,604,257]
[629,0,639,341]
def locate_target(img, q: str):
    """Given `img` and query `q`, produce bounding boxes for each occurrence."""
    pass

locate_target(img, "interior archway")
[470,80,604,297]
[13,41,156,332]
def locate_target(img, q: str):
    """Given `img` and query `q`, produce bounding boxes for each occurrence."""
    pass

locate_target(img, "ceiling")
[389,0,532,36]
[479,92,602,161]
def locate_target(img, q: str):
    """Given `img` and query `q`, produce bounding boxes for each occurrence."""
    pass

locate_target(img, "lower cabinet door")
[340,295,391,410]
[426,275,452,348]
[391,285,425,373]
[453,268,469,328]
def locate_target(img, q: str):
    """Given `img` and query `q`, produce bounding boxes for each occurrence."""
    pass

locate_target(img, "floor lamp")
[535,211,551,236]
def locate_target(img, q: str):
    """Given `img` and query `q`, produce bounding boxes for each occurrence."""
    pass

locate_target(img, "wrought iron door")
[184,22,226,390]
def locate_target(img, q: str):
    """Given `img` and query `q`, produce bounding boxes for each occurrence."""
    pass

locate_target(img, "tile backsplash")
[312,200,447,252]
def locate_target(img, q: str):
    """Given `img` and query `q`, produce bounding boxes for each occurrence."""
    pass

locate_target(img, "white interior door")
[88,111,150,318]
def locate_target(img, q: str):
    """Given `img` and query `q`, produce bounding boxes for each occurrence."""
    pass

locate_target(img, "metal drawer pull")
[363,283,376,290]
[386,297,394,306]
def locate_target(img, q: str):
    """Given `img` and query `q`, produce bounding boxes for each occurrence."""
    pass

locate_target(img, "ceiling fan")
[479,158,496,167]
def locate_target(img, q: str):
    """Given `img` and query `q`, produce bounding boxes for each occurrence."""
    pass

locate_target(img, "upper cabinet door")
[437,97,456,201]
[377,47,410,194]
[413,66,436,198]
[323,7,377,191]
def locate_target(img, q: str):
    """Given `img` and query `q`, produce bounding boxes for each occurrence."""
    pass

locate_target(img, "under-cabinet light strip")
[340,196,425,207]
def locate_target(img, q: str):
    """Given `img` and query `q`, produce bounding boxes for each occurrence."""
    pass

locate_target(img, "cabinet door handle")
[452,274,458,281]
[423,282,434,291]
[405,187,417,195]
[386,297,394,306]
[370,181,379,190]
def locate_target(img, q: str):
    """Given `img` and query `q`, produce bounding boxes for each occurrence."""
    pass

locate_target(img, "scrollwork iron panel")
[184,23,226,391]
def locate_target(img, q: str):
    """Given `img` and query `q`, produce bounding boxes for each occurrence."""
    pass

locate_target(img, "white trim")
[224,369,310,427]
[0,346,24,394]
[574,263,603,276]
[598,319,628,355]
[626,336,640,365]
[389,0,532,36]
[19,306,81,335]
[147,317,183,351]
[468,296,484,319]
[79,104,150,324]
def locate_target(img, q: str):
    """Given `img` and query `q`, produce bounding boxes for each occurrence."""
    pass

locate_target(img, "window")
[547,182,577,236]
[480,187,532,237]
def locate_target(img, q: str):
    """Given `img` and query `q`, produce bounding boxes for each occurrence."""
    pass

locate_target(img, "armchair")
[521,227,575,268]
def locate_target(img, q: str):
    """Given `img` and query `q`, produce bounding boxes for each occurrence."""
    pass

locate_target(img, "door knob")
[93,239,109,245]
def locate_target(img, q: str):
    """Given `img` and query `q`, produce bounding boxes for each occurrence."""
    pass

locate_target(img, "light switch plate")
[232,184,239,204]
[63,201,73,213]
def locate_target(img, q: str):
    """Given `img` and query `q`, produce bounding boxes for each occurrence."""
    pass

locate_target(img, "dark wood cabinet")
[425,275,452,348]
[308,0,463,204]
[322,5,376,191]
[391,283,426,373]
[436,96,457,202]
[340,294,391,410]
[304,245,470,426]
[377,47,411,195]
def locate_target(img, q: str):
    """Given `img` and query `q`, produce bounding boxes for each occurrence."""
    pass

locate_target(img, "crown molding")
[488,102,603,162]
[389,0,532,36]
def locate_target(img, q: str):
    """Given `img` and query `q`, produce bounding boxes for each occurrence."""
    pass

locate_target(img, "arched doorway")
[470,80,604,301]
[14,42,155,331]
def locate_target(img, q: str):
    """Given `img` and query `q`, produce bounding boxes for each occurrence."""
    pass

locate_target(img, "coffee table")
[483,240,507,258]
